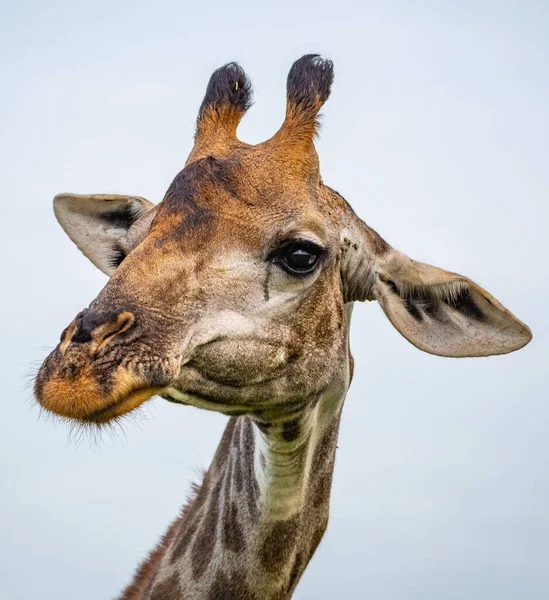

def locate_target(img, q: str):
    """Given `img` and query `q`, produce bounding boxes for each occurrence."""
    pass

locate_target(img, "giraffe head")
[34,55,531,425]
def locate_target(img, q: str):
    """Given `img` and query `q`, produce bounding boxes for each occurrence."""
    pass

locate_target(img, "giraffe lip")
[35,341,174,424]
[35,354,162,424]
[80,386,162,424]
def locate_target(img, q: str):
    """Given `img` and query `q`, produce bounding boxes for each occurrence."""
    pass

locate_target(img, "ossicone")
[267,54,334,161]
[198,62,253,120]
[286,54,334,121]
[188,62,253,164]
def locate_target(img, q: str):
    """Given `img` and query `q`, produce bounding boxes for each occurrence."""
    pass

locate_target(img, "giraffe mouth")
[34,343,166,424]
[36,369,161,424]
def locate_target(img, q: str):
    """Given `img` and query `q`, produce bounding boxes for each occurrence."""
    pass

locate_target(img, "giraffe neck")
[125,388,346,600]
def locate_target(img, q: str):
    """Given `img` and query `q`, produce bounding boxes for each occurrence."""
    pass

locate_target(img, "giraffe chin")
[36,364,161,425]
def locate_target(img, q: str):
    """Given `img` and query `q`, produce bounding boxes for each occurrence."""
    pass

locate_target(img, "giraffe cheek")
[189,339,291,386]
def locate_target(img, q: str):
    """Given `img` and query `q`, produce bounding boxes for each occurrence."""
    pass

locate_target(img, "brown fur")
[148,572,184,600]
[119,518,184,600]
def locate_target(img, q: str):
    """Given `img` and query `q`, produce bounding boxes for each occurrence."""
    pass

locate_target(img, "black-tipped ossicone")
[198,62,253,119]
[287,54,334,113]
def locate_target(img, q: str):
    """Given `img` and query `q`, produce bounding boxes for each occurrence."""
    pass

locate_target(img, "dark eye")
[273,240,324,276]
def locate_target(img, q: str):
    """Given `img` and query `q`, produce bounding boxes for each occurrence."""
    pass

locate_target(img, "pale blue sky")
[1,1,548,599]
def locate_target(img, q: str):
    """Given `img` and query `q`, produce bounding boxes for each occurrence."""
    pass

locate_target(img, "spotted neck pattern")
[118,388,345,600]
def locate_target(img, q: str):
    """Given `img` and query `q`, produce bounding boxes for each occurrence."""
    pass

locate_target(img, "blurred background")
[1,1,547,598]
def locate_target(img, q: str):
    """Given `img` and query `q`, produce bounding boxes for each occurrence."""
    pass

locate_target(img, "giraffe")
[34,55,532,599]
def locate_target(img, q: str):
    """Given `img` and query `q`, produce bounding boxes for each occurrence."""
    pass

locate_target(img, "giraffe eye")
[272,240,325,276]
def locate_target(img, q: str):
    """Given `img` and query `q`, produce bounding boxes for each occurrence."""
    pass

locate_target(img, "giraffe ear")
[370,250,532,357]
[53,193,155,276]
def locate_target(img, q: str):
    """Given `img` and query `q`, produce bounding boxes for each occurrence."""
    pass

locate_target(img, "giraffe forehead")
[155,146,325,224]
[150,176,333,255]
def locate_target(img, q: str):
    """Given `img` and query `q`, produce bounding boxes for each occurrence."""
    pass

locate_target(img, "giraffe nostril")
[115,312,135,334]
[70,309,135,346]
[72,318,93,343]
[100,312,135,344]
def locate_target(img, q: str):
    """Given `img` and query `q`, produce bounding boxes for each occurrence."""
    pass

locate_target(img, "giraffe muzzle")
[34,308,167,423]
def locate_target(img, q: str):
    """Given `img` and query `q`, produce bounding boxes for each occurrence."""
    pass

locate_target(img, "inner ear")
[379,276,485,323]
[373,252,532,357]
[53,193,155,276]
